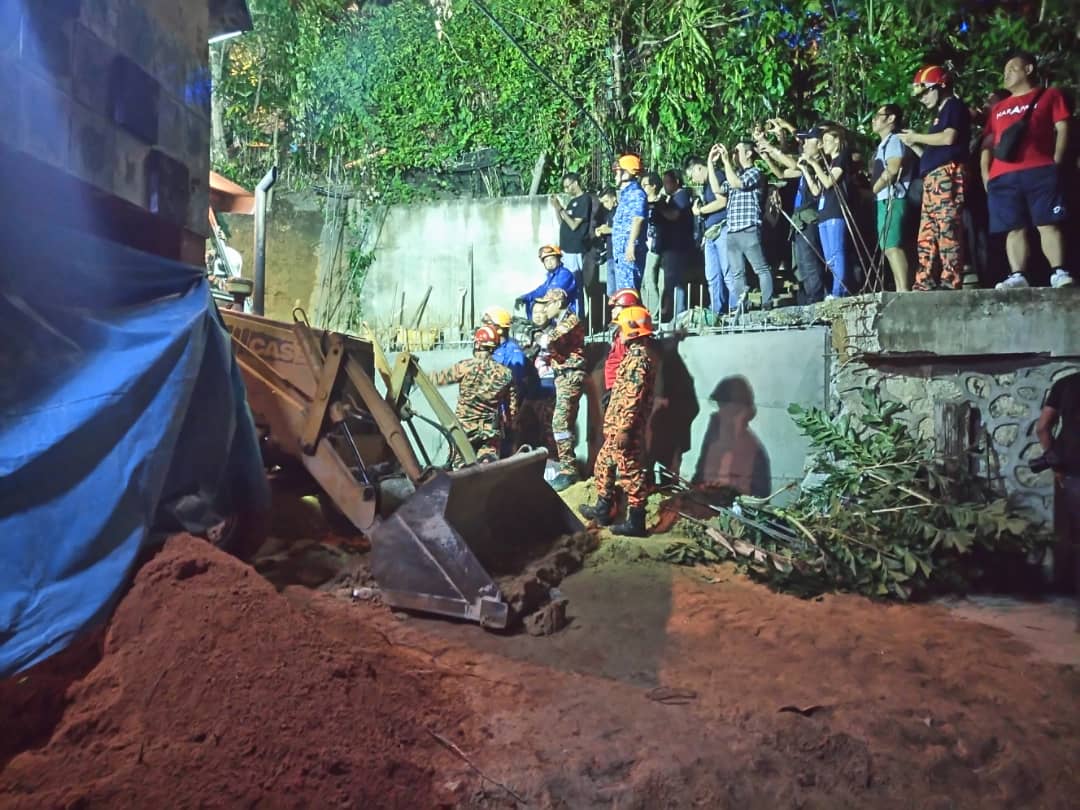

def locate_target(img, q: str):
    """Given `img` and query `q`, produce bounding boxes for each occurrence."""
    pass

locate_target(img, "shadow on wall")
[692,375,772,497]
[648,336,699,482]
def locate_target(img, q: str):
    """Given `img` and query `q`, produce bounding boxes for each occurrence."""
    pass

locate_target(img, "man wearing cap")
[899,65,971,291]
[983,51,1073,290]
[611,154,649,292]
[431,326,514,467]
[516,244,579,320]
[532,287,587,491]
[717,141,775,309]
[550,172,593,313]
[688,153,730,315]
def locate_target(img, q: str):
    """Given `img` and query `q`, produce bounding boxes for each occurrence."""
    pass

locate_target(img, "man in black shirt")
[1037,372,1080,596]
[551,172,592,317]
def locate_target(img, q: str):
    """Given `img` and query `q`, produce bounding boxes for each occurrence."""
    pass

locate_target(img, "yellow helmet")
[616,305,654,341]
[482,306,512,330]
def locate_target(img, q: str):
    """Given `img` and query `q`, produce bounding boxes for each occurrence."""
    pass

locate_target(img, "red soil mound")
[0,535,460,809]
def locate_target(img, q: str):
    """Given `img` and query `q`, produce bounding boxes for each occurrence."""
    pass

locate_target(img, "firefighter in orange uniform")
[430,325,513,467]
[579,305,658,536]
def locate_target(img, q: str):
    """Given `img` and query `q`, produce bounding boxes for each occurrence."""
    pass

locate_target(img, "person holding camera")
[982,51,1073,290]
[1036,371,1080,597]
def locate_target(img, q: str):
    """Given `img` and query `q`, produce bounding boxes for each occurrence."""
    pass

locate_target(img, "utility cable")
[470,0,615,156]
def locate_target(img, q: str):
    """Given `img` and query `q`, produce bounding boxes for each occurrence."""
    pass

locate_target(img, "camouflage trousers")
[514,397,556,455]
[593,429,648,508]
[916,162,965,290]
[473,437,499,464]
[552,369,586,476]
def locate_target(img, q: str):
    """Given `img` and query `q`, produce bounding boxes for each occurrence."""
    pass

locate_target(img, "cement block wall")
[1,0,233,251]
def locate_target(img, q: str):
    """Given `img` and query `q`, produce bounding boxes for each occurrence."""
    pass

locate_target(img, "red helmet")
[473,324,500,349]
[608,288,641,308]
[912,65,951,89]
[616,305,654,341]
[538,244,563,261]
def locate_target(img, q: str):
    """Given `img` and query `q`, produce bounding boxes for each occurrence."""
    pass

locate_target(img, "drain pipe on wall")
[253,165,278,316]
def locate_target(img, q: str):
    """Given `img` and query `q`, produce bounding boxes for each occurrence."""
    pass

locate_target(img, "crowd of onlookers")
[532,52,1076,329]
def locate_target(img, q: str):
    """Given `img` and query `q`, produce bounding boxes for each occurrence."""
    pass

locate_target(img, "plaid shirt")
[725,166,764,233]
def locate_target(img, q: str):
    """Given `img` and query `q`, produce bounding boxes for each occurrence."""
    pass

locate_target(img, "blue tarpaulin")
[0,219,268,677]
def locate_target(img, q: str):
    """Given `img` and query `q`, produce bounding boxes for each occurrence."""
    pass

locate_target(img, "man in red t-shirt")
[981,51,1073,290]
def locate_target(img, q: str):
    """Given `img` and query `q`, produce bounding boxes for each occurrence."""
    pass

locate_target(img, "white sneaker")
[1051,269,1075,288]
[995,273,1029,290]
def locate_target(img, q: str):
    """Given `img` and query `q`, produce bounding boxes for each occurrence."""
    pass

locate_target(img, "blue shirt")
[493,338,528,390]
[657,187,695,252]
[612,180,648,259]
[520,265,579,318]
[701,182,728,229]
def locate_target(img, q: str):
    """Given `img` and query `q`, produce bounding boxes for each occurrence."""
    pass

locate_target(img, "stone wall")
[828,290,1080,522]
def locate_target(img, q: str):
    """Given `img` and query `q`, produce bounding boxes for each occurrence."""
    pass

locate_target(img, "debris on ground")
[663,392,1050,600]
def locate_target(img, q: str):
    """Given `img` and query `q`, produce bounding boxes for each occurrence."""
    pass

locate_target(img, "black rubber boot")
[611,506,647,537]
[578,496,613,526]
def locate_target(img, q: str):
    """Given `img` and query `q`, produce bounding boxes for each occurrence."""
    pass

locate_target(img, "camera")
[1028,449,1061,474]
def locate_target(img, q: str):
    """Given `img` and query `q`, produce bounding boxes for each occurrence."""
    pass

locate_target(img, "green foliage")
[213,0,1080,196]
[664,390,1050,600]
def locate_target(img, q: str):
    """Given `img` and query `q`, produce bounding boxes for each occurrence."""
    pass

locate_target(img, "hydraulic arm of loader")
[224,310,583,628]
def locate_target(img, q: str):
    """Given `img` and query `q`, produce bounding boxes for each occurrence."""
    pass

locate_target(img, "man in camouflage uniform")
[533,287,586,491]
[580,305,658,536]
[430,325,513,467]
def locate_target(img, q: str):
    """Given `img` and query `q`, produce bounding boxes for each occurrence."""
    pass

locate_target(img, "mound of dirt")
[0,534,462,810]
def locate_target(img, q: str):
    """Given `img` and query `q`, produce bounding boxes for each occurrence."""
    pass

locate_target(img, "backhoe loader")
[220,308,583,629]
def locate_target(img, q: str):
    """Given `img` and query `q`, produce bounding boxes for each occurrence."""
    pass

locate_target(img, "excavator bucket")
[371,448,583,628]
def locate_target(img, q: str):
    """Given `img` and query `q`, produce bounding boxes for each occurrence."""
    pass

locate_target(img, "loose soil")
[3,493,1080,809]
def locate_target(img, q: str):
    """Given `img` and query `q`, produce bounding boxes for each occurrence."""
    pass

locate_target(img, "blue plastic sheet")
[0,220,268,677]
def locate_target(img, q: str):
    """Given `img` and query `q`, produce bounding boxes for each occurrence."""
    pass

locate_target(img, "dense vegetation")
[212,0,1078,197]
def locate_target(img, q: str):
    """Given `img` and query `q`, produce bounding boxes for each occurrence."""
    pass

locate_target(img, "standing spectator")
[611,154,648,292]
[593,187,619,297]
[517,244,578,320]
[803,127,854,298]
[758,127,827,303]
[656,170,695,323]
[1036,371,1080,597]
[640,172,665,318]
[550,172,593,312]
[688,153,730,315]
[871,103,915,291]
[983,51,1074,290]
[899,65,971,291]
[717,141,776,310]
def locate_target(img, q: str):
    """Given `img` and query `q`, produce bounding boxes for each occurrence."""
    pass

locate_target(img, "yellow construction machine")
[220,308,582,629]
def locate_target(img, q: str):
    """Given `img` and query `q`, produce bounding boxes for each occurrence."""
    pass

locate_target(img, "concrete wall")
[247,193,565,335]
[366,195,561,334]
[222,193,325,322]
[391,327,831,499]
[829,290,1080,522]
